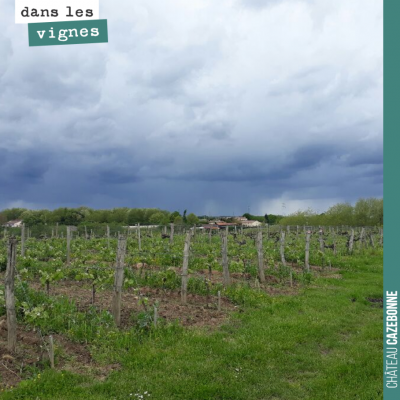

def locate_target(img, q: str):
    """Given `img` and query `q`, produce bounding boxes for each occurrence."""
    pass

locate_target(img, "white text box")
[15,0,99,24]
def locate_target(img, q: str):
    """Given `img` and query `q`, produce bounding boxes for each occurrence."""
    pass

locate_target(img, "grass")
[2,251,383,400]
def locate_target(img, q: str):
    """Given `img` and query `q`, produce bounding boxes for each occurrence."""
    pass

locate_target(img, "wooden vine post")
[181,231,191,304]
[369,232,375,248]
[112,236,127,327]
[363,227,367,248]
[21,223,26,257]
[319,229,324,253]
[66,226,77,265]
[66,226,71,265]
[5,238,17,352]
[305,231,311,272]
[137,223,141,251]
[333,231,337,256]
[256,231,265,283]
[170,223,174,244]
[360,227,365,249]
[280,231,287,267]
[49,335,55,369]
[106,225,110,248]
[349,229,354,254]
[221,229,230,287]
[153,305,158,327]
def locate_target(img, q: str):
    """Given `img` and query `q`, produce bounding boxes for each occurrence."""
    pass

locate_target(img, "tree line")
[0,207,200,227]
[278,198,383,227]
[0,197,383,228]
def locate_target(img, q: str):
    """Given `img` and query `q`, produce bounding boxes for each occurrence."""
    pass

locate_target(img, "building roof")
[202,224,220,230]
[215,222,237,226]
[242,220,262,226]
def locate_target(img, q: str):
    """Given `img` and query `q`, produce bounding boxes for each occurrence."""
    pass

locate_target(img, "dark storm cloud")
[0,149,50,185]
[0,0,382,215]
[345,145,383,167]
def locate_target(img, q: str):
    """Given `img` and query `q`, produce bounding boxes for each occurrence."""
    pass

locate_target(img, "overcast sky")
[0,0,383,216]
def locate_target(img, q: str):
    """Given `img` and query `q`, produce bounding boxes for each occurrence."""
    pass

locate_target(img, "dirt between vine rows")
[0,265,342,388]
[26,263,340,328]
[27,264,316,327]
[0,282,237,387]
[29,280,237,329]
[0,320,115,389]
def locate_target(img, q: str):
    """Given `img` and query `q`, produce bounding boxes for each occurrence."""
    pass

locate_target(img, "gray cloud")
[0,0,382,215]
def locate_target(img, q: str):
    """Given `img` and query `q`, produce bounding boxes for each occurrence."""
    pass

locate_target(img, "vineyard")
[0,224,383,398]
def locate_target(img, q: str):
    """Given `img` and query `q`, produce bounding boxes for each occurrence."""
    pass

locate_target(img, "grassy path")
[3,253,383,400]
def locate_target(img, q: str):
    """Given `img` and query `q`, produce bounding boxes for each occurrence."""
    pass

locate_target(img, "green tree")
[20,210,43,226]
[1,208,26,221]
[170,211,181,223]
[51,208,85,225]
[174,216,184,225]
[111,208,129,224]
[127,209,145,225]
[149,212,165,224]
[0,213,6,225]
[354,198,383,226]
[324,203,354,226]
[242,213,267,223]
[279,209,320,226]
[186,213,199,225]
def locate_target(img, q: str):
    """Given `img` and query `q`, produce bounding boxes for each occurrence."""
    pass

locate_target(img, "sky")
[0,0,383,216]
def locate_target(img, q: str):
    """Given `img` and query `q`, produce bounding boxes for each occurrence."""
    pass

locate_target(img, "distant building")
[207,216,261,228]
[202,221,237,229]
[201,224,220,230]
[127,225,159,229]
[215,221,237,228]
[241,220,262,228]
[2,219,24,228]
